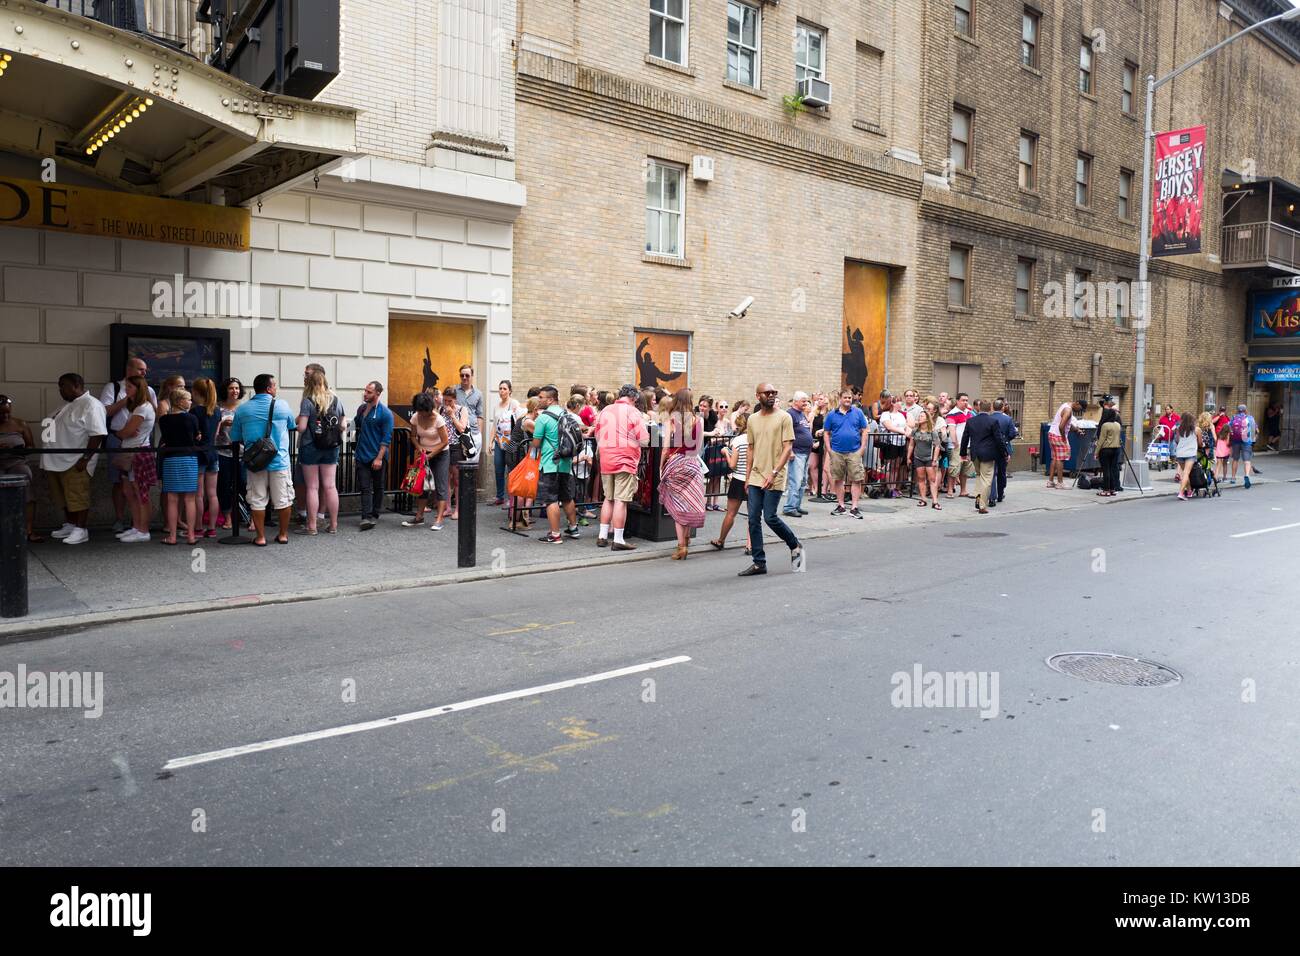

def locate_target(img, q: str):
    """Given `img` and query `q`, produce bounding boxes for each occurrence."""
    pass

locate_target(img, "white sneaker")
[63,527,89,545]
[791,544,806,573]
[120,529,150,543]
[51,523,77,539]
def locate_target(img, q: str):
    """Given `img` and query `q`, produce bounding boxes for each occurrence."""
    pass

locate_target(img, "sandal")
[931,502,942,510]
[276,535,289,544]
[917,499,928,507]
[161,537,177,546]
[26,533,46,543]
[709,539,725,550]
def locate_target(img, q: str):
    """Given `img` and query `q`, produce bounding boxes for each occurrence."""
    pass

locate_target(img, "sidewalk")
[5,453,1297,639]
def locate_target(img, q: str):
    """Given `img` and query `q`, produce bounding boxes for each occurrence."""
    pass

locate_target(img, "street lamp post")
[1129,5,1300,483]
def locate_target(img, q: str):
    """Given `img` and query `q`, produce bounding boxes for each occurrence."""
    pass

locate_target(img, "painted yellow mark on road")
[609,803,675,820]
[487,621,577,637]
[409,713,615,795]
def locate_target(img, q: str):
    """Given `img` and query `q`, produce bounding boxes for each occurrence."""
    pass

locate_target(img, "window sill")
[1020,63,1041,77]
[948,305,975,315]
[1075,203,1095,214]
[1113,324,1132,335]
[955,168,976,180]
[955,33,979,49]
[853,119,887,136]
[1071,319,1091,330]
[1079,90,1098,103]
[723,78,767,98]
[1122,111,1138,122]
[643,252,692,268]
[1015,312,1037,322]
[646,54,695,77]
[1018,185,1040,198]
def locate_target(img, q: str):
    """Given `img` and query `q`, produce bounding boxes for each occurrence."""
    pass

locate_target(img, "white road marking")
[1230,522,1300,539]
[163,656,692,771]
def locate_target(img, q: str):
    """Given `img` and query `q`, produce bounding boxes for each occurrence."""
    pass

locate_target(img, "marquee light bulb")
[131,109,140,118]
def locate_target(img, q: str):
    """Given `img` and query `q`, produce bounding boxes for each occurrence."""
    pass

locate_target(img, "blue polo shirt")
[824,406,869,454]
[354,400,394,464]
[229,393,295,472]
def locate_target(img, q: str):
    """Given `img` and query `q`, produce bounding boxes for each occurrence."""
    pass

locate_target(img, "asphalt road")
[2,483,1298,865]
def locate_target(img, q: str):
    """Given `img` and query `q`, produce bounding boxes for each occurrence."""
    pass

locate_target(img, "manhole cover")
[855,504,894,514]
[1046,653,1182,687]
[944,531,1009,539]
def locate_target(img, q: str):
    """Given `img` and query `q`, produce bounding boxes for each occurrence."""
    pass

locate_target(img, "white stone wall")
[0,181,515,418]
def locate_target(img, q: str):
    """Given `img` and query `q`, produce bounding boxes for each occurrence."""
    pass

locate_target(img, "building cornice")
[516,50,923,202]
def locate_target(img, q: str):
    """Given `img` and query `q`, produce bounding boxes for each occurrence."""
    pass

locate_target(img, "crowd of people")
[0,360,1276,558]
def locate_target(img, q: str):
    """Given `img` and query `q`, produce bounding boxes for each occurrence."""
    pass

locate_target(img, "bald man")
[739,383,805,576]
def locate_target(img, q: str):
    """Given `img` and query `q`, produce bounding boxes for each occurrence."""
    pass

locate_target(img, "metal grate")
[1046,653,1182,687]
[1003,379,1025,429]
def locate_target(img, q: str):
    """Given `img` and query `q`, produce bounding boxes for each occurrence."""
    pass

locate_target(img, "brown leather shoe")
[611,541,636,551]
[597,537,609,548]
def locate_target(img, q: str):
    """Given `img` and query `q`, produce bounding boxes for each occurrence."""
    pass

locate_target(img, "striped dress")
[660,418,706,529]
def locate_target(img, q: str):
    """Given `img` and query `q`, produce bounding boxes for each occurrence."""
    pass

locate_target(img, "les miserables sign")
[0,175,249,251]
[1151,125,1206,258]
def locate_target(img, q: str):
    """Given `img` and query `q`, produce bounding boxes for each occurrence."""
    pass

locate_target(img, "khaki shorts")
[48,467,92,513]
[828,448,865,484]
[246,468,294,511]
[948,456,975,478]
[601,471,638,502]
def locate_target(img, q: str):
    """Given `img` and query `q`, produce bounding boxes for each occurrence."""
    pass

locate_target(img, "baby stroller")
[1187,446,1221,499]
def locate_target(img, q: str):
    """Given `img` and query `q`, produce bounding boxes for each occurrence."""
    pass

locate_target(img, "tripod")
[1120,443,1146,496]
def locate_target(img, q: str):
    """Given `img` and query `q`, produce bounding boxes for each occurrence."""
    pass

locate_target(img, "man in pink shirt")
[595,384,649,550]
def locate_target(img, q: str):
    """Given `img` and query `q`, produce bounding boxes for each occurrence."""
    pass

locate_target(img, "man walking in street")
[354,380,394,530]
[99,356,157,533]
[1228,403,1257,488]
[739,383,805,576]
[822,389,869,519]
[594,384,648,550]
[43,373,108,545]
[960,400,1002,514]
[990,397,1019,507]
[230,374,296,546]
[532,385,580,544]
[781,391,814,518]
[945,393,976,499]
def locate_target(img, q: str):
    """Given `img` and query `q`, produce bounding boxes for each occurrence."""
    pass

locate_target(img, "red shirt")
[595,399,648,474]
[579,405,596,428]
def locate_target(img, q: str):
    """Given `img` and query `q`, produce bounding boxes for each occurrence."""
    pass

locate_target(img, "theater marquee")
[0,175,250,251]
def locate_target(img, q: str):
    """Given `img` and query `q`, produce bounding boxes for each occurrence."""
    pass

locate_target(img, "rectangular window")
[1076,152,1092,207]
[1004,379,1025,425]
[645,161,684,257]
[726,1,761,88]
[650,0,687,65]
[1079,38,1093,93]
[1122,62,1136,113]
[1015,257,1035,315]
[1022,8,1039,68]
[1072,269,1092,324]
[1018,131,1037,190]
[1073,382,1091,405]
[951,106,973,172]
[1112,277,1132,329]
[1118,168,1133,220]
[949,244,971,308]
[795,22,825,83]
[855,42,884,127]
[955,0,973,37]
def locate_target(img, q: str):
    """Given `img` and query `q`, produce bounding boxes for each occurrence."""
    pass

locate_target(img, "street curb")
[0,526,855,643]
[2,473,1290,643]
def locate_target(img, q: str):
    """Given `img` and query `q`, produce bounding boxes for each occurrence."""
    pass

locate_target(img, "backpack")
[311,397,344,450]
[547,408,584,460]
[1189,461,1209,490]
[1229,413,1250,444]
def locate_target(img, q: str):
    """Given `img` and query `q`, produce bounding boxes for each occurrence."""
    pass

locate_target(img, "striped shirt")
[729,434,749,479]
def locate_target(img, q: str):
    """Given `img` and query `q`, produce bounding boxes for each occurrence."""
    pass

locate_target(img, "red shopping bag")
[507,452,540,499]
[400,451,428,496]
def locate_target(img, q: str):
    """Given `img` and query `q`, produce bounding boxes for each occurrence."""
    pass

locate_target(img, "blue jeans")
[493,444,508,500]
[748,485,801,567]
[782,452,809,513]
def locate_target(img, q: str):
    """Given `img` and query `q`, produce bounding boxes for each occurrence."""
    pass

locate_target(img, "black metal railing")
[45,0,205,52]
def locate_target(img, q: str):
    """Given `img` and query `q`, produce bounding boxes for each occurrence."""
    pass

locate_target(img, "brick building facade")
[511,0,1300,434]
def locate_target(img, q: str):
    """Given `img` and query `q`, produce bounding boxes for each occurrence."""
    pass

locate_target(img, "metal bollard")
[457,465,477,568]
[0,474,29,618]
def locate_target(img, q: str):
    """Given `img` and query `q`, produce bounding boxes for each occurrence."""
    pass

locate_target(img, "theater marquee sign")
[0,176,250,251]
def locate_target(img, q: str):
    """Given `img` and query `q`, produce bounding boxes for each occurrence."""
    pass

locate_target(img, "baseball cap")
[1237,404,1248,412]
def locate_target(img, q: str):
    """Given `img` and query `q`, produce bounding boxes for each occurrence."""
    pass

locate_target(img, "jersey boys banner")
[1151,125,1206,257]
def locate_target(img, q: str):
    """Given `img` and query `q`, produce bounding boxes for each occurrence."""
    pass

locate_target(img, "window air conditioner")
[797,76,831,108]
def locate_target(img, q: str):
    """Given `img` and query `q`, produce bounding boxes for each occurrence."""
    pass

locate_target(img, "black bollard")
[0,474,29,618]
[457,465,477,568]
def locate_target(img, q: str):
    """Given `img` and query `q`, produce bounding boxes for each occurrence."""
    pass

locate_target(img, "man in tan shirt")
[739,382,805,576]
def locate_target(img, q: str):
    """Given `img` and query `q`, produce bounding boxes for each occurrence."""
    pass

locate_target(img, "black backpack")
[311,397,344,450]
[548,408,584,460]
[1189,461,1209,490]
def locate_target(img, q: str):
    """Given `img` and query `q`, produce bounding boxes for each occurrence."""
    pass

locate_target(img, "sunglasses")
[759,390,778,396]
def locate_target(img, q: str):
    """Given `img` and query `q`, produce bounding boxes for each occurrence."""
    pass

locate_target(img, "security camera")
[729,295,754,319]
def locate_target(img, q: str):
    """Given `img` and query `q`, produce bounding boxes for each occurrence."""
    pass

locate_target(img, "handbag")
[702,440,730,478]
[400,450,429,496]
[241,397,279,472]
[507,451,540,500]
